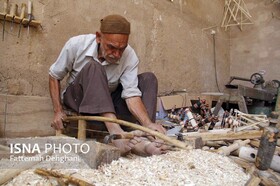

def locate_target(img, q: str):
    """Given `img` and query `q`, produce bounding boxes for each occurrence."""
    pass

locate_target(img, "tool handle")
[19,3,26,19]
[121,133,135,139]
[3,0,9,14]
[27,0,32,15]
[9,3,18,17]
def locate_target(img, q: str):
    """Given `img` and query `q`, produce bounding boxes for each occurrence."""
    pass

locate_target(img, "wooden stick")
[35,168,94,186]
[236,122,262,132]
[173,129,263,141]
[64,116,191,150]
[235,110,267,118]
[232,0,252,18]
[221,0,232,27]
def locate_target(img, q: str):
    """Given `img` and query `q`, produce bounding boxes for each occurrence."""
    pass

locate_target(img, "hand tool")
[104,133,135,144]
[27,0,32,37]
[18,3,26,38]
[64,115,191,150]
[2,0,9,41]
[9,3,18,32]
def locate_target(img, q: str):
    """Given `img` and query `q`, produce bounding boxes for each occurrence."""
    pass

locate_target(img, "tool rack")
[0,12,40,27]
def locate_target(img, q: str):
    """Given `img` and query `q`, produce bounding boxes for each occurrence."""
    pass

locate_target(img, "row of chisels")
[0,0,41,41]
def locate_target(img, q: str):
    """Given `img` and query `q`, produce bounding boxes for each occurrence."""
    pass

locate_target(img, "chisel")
[2,0,9,41]
[27,0,32,37]
[9,3,18,32]
[18,3,26,38]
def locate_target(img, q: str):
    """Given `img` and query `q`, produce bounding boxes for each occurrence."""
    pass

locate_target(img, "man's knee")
[138,72,158,86]
[84,60,105,74]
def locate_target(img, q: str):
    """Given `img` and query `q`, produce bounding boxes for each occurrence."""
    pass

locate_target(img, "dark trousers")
[63,60,158,130]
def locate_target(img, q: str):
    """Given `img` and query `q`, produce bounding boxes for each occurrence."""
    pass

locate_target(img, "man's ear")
[96,32,101,43]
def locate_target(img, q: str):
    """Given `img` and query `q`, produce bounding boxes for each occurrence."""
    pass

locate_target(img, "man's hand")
[131,139,171,156]
[145,122,166,134]
[51,111,66,130]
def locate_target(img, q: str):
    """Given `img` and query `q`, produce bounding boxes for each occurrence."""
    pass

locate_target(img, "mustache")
[108,54,117,59]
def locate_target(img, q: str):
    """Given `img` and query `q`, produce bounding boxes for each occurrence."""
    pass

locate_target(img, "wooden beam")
[170,130,264,141]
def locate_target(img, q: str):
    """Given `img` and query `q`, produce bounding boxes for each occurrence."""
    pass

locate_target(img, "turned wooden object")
[217,139,250,156]
[237,146,280,172]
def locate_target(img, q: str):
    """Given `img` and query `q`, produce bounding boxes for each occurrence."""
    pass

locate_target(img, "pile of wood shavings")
[79,149,249,186]
[4,150,249,186]
[3,152,91,186]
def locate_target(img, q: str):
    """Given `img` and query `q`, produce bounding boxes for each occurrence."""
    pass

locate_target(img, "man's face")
[96,32,129,64]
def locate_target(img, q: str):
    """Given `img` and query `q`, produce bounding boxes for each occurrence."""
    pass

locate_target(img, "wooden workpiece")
[217,139,250,156]
[0,12,41,27]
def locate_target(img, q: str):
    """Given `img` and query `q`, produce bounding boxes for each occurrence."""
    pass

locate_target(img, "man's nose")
[113,49,122,59]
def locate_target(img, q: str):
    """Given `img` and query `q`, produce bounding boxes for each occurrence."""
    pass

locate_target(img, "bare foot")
[131,138,170,156]
[112,139,132,156]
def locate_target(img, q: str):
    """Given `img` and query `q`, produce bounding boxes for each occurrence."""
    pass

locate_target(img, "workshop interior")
[0,0,280,185]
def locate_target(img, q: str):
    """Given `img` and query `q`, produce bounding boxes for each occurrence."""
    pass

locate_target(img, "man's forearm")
[49,75,63,113]
[125,96,152,127]
[102,113,124,134]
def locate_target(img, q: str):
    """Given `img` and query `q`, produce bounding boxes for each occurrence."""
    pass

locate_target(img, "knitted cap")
[100,14,130,34]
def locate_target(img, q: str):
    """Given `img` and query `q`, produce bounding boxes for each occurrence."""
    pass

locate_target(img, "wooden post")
[77,119,87,141]
[56,130,62,136]
[255,126,279,170]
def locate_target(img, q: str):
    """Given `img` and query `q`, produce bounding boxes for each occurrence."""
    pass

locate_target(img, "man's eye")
[107,45,115,50]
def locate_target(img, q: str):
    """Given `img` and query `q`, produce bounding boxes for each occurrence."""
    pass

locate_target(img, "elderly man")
[49,14,168,156]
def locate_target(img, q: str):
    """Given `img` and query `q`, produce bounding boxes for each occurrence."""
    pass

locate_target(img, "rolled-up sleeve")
[49,39,76,80]
[120,56,142,99]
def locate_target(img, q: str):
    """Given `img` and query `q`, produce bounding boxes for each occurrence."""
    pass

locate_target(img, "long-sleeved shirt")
[49,34,142,99]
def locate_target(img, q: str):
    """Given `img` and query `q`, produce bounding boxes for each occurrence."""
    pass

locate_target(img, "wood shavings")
[78,150,250,186]
[3,150,249,186]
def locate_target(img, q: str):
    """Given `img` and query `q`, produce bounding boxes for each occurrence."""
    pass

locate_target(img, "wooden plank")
[5,95,55,137]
